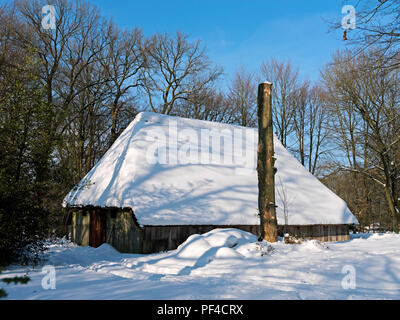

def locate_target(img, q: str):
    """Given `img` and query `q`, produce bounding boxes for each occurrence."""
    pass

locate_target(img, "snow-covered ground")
[1,229,400,300]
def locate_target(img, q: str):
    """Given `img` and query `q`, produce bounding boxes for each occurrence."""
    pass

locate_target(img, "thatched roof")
[63,112,358,226]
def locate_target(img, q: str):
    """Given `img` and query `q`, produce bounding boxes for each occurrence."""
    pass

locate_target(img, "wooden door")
[89,209,107,247]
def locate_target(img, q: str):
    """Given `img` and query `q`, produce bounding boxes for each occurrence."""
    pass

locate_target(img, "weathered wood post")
[257,82,278,242]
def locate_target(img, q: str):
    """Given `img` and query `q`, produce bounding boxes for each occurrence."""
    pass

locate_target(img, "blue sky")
[88,0,348,84]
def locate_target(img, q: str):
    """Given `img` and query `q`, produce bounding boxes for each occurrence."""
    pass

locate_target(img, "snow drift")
[139,228,257,275]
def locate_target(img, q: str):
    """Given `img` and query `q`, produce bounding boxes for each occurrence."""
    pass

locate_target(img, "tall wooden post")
[257,82,278,242]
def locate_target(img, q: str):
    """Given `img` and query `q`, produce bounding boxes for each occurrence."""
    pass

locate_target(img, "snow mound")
[214,247,244,259]
[95,243,120,255]
[367,233,396,240]
[235,241,275,258]
[47,243,119,266]
[182,228,256,249]
[175,235,213,259]
[296,240,329,252]
[140,228,256,275]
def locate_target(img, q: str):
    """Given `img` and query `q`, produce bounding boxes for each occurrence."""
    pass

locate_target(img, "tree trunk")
[257,82,278,242]
[110,105,118,148]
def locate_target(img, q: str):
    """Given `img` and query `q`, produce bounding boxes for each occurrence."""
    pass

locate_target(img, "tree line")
[0,0,399,264]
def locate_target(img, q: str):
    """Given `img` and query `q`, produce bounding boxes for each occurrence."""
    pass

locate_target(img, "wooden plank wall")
[278,224,349,242]
[71,210,90,246]
[142,225,259,254]
[69,208,350,254]
[71,208,143,252]
[105,209,143,253]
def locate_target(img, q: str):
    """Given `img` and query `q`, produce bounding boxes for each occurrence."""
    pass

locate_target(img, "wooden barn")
[63,112,359,253]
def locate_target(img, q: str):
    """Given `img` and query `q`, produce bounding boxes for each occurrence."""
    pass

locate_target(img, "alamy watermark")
[341,5,356,30]
[341,265,356,290]
[41,5,56,30]
[41,265,56,290]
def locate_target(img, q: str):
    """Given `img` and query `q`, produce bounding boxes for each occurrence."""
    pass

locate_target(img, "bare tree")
[141,31,222,115]
[227,68,257,127]
[101,23,144,146]
[173,86,235,123]
[260,58,299,147]
[0,0,108,205]
[60,58,110,180]
[13,0,107,114]
[322,49,400,232]
[292,83,329,174]
[333,0,400,68]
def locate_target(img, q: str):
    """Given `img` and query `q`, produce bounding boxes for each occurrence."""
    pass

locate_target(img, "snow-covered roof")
[63,112,358,226]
